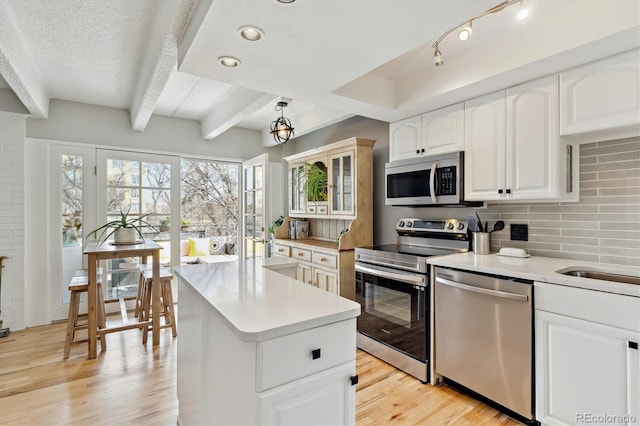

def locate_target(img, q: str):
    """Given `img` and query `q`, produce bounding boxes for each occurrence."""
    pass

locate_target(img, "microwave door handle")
[429,162,437,203]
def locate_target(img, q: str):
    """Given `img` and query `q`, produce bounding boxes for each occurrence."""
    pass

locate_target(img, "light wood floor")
[0,321,521,425]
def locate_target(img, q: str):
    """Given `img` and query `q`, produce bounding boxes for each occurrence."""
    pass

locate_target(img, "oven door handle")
[435,276,528,301]
[356,264,425,286]
[429,162,437,204]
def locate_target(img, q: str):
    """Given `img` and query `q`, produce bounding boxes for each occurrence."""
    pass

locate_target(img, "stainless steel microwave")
[385,151,481,207]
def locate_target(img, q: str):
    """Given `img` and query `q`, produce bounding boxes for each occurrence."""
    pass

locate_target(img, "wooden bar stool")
[138,267,176,343]
[64,273,107,359]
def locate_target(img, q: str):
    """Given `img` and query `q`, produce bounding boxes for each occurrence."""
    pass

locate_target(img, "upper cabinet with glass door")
[284,137,375,220]
[329,150,354,216]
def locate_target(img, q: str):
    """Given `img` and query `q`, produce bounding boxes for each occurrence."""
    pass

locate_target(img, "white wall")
[27,99,283,162]
[0,111,25,331]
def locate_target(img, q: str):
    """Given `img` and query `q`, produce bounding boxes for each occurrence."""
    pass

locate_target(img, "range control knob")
[398,221,405,228]
[447,222,454,230]
[458,223,465,230]
[406,221,413,228]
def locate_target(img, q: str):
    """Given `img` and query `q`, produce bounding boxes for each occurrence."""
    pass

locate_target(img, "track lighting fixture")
[270,101,295,144]
[432,0,528,67]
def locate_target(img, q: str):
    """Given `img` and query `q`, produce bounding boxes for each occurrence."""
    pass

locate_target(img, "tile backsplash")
[484,137,640,267]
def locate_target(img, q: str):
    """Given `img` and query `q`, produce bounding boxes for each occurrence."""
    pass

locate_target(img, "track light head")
[458,22,472,41]
[433,45,443,67]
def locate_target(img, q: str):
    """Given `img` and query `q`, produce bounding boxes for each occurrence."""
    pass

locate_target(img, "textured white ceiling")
[0,0,637,146]
[2,0,155,109]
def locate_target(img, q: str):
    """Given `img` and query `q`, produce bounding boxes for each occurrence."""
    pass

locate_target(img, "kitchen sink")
[558,268,640,286]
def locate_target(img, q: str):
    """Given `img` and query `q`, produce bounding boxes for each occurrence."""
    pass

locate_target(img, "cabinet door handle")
[350,375,359,386]
[498,189,503,194]
[506,189,511,194]
[421,148,425,153]
[630,341,638,350]
[311,348,321,359]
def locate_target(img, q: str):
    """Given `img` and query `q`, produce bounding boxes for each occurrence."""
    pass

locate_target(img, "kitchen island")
[173,257,361,426]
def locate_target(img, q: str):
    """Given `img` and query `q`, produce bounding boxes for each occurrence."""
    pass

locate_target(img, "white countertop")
[427,253,640,298]
[173,257,361,342]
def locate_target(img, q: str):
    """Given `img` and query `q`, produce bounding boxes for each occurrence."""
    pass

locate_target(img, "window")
[181,159,240,253]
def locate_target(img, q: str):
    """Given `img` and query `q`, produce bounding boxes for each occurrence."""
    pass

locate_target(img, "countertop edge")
[427,253,640,298]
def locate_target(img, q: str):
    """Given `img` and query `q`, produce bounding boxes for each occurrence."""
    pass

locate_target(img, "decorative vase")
[114,227,137,244]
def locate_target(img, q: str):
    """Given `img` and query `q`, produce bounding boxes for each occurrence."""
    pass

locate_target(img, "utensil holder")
[473,232,491,255]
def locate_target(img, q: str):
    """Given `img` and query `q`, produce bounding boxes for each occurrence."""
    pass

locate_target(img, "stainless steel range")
[354,218,469,382]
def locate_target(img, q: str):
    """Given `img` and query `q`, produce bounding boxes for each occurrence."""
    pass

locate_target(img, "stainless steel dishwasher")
[434,266,534,422]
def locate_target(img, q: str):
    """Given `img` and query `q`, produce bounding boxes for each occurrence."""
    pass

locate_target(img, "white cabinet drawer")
[256,319,356,392]
[312,251,337,269]
[291,247,312,262]
[535,281,640,332]
[273,243,291,257]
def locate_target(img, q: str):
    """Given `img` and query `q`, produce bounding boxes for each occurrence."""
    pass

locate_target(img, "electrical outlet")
[510,224,528,241]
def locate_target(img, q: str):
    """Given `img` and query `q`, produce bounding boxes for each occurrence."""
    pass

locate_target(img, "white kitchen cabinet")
[259,361,355,425]
[465,75,574,202]
[421,103,464,155]
[560,49,640,138]
[389,104,464,162]
[464,90,506,201]
[535,282,640,426]
[389,115,422,162]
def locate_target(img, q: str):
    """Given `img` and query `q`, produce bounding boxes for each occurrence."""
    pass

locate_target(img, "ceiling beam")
[130,0,197,132]
[0,2,49,118]
[201,92,278,140]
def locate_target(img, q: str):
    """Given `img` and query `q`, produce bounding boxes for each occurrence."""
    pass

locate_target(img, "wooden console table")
[83,241,162,358]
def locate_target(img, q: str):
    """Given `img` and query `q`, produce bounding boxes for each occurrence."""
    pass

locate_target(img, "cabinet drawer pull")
[298,253,304,257]
[630,341,638,350]
[320,257,327,262]
[350,375,359,386]
[311,348,321,359]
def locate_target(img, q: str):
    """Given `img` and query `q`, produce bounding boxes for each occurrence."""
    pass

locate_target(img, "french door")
[242,154,269,259]
[48,144,96,321]
[96,150,180,306]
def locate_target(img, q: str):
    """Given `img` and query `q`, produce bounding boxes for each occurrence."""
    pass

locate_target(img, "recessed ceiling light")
[238,26,264,41]
[218,56,241,67]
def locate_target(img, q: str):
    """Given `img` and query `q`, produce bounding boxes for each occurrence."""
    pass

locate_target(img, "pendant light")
[270,101,295,144]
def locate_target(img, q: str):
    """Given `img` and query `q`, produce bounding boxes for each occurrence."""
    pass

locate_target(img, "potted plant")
[87,208,156,245]
[268,215,285,239]
[180,218,191,231]
[303,162,328,202]
[159,217,171,232]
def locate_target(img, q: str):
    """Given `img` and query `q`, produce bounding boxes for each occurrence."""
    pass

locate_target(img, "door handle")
[435,276,528,301]
[355,264,425,286]
[429,162,437,204]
